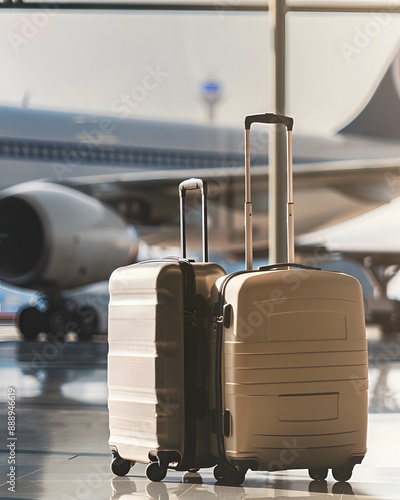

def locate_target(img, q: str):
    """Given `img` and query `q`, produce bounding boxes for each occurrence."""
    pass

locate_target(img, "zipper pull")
[213,315,223,332]
[212,303,223,332]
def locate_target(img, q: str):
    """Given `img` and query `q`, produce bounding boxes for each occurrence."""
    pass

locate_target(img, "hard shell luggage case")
[210,114,368,485]
[108,178,225,481]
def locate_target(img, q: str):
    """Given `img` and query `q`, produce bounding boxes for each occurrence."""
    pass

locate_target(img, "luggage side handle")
[258,262,320,272]
[179,178,208,263]
[244,113,294,270]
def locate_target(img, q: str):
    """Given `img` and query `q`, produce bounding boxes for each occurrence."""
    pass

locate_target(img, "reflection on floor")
[0,328,399,500]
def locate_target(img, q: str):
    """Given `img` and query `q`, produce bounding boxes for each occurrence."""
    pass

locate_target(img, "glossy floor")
[0,327,399,500]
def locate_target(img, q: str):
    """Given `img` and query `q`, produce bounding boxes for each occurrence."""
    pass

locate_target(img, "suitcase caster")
[332,465,353,482]
[110,454,132,477]
[308,468,328,481]
[146,462,167,482]
[213,463,246,486]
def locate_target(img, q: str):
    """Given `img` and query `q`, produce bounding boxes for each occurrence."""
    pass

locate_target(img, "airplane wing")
[297,196,400,266]
[63,153,400,240]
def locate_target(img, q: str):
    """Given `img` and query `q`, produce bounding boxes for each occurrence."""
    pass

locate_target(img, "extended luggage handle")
[179,178,208,262]
[244,112,295,270]
[245,113,294,131]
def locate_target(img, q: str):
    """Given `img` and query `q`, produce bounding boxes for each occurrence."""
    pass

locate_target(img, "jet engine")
[0,181,139,340]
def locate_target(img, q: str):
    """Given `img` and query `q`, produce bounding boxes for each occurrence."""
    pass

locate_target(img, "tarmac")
[0,324,399,500]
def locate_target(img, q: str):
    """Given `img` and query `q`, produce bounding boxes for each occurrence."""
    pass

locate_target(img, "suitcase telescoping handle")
[244,113,294,270]
[179,178,208,262]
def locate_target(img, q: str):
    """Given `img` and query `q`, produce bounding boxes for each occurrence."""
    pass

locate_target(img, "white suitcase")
[108,179,225,481]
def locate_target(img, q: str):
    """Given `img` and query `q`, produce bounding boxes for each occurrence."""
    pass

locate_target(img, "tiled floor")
[0,329,399,500]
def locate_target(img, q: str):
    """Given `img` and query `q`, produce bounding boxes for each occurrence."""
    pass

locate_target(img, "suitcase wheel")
[308,468,328,481]
[332,465,353,482]
[213,463,246,486]
[110,455,132,477]
[146,461,167,482]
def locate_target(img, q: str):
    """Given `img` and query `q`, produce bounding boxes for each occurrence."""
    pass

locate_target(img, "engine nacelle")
[0,181,138,292]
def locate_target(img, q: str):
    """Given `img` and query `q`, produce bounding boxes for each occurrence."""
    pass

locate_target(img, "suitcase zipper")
[184,310,198,326]
[213,270,250,462]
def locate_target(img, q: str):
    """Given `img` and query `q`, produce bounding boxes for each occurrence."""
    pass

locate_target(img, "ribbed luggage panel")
[108,262,185,463]
[216,269,368,471]
[107,178,226,480]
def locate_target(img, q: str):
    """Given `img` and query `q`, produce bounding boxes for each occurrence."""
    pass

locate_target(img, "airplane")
[1,48,400,342]
[296,46,400,335]
[297,196,400,336]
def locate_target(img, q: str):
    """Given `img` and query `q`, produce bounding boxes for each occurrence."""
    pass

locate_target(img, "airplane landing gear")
[363,260,400,335]
[16,295,98,342]
[17,306,44,341]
